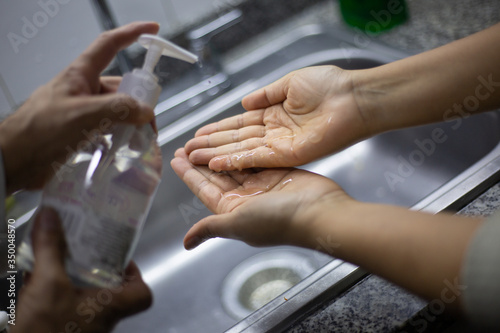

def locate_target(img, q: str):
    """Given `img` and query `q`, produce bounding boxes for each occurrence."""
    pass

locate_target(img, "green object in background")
[339,0,408,34]
[5,196,15,213]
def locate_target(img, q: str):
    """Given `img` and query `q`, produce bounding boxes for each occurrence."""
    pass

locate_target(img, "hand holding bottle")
[0,22,160,194]
[13,208,152,333]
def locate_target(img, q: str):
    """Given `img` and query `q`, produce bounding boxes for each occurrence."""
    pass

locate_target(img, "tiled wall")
[0,0,243,116]
[0,0,102,115]
[108,0,245,40]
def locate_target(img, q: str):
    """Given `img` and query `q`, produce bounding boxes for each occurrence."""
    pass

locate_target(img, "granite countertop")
[243,1,500,332]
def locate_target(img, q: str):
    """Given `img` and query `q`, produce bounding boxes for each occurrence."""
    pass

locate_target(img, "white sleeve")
[461,210,500,329]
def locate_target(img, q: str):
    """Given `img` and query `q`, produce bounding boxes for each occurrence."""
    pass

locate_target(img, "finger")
[176,147,255,186]
[23,272,32,286]
[124,260,141,278]
[99,76,122,94]
[71,93,155,128]
[150,118,158,134]
[31,207,68,280]
[174,147,188,159]
[112,261,152,317]
[186,125,265,153]
[188,137,265,165]
[191,162,241,191]
[72,22,160,85]
[184,214,238,250]
[194,110,264,137]
[174,148,240,190]
[208,146,282,172]
[171,150,226,212]
[241,74,291,110]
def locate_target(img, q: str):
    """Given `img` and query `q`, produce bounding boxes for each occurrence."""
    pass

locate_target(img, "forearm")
[353,22,500,134]
[303,197,482,311]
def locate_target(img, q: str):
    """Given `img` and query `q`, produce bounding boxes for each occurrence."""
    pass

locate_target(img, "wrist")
[293,190,360,254]
[350,65,411,135]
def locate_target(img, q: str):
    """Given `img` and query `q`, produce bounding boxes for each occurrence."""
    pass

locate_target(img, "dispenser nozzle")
[139,34,198,74]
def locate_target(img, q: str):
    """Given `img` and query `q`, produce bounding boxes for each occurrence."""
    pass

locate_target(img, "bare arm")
[185,23,500,171]
[172,149,482,313]
[300,197,482,311]
[354,22,500,134]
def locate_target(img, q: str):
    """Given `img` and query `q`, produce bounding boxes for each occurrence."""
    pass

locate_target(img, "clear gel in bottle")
[18,34,198,288]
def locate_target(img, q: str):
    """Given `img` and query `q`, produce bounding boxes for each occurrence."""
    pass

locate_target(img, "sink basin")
[112,24,500,333]
[11,24,500,333]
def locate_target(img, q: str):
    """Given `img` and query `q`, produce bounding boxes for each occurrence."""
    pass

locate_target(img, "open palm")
[185,66,369,171]
[171,148,347,250]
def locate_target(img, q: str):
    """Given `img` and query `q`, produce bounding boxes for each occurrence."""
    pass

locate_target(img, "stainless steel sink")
[113,24,500,332]
[11,24,500,333]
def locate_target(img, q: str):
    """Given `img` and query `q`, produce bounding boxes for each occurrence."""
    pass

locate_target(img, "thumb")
[183,214,238,250]
[31,207,67,278]
[242,74,290,110]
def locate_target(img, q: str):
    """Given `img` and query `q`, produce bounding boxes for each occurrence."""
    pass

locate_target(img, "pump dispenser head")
[139,34,198,74]
[104,34,198,174]
[116,34,198,108]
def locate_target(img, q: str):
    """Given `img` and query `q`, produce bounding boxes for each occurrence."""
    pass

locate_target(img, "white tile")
[161,0,245,36]
[107,0,172,39]
[162,0,217,33]
[0,0,102,105]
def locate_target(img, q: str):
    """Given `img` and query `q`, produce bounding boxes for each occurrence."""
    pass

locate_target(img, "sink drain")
[221,249,317,320]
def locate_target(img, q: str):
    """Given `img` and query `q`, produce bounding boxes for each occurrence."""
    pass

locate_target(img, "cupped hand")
[185,66,370,171]
[13,208,152,333]
[0,21,160,193]
[171,148,350,250]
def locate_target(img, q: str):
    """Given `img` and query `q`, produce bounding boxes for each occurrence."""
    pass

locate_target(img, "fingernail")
[36,206,59,231]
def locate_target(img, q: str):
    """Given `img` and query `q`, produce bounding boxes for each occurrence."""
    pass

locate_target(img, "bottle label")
[43,197,135,274]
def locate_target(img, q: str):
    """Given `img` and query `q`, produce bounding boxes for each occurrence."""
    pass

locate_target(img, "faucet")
[187,9,243,81]
[154,9,243,128]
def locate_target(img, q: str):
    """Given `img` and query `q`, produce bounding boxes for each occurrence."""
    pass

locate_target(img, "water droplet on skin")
[230,151,257,171]
[223,190,264,200]
[267,135,296,149]
[210,156,227,172]
[244,179,256,186]
[281,178,293,187]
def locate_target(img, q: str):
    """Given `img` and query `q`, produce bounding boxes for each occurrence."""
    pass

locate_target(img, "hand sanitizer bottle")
[18,35,198,288]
